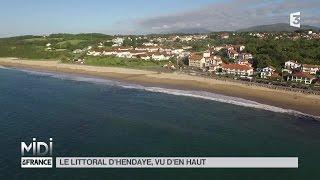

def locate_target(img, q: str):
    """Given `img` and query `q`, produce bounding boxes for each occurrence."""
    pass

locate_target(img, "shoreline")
[1,58,320,116]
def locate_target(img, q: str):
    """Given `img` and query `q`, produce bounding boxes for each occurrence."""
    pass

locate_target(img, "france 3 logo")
[290,12,301,28]
[20,138,53,168]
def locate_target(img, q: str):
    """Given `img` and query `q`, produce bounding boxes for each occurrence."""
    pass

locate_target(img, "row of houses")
[85,46,191,61]
[251,60,320,85]
[283,61,319,84]
[188,48,254,77]
[188,46,319,85]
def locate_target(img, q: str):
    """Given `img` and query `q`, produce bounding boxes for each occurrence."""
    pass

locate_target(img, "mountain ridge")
[237,23,320,32]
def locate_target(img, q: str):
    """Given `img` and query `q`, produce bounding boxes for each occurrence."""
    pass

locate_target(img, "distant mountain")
[237,23,320,32]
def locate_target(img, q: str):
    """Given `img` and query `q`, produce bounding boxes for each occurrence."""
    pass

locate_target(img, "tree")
[253,54,272,68]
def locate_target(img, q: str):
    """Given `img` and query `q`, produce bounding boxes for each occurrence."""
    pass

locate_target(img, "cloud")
[135,0,320,33]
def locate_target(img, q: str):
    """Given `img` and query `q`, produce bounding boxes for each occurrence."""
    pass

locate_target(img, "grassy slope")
[84,56,169,69]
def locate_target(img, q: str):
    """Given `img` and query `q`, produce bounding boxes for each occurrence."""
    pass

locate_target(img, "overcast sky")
[0,0,319,37]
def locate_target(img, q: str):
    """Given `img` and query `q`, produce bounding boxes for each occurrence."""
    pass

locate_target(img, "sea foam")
[8,67,320,119]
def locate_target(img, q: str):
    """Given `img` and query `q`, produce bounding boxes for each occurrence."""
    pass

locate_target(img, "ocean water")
[0,67,320,179]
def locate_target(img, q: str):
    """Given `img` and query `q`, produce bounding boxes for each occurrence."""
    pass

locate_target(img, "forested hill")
[237,23,320,32]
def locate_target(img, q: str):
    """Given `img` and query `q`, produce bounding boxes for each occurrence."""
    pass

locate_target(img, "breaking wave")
[8,67,320,119]
[0,65,10,69]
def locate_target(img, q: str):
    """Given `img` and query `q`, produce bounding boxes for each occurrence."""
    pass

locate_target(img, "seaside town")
[1,30,320,92]
[62,30,320,91]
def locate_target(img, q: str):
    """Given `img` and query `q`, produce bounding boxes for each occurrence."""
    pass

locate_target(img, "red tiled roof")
[291,72,316,79]
[302,64,320,68]
[189,53,203,61]
[222,63,253,71]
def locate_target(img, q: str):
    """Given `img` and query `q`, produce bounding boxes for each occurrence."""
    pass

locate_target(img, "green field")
[83,56,169,69]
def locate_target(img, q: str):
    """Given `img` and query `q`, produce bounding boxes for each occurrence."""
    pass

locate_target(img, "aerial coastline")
[1,57,319,117]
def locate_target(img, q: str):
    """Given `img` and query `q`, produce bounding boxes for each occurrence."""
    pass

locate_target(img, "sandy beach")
[1,57,319,116]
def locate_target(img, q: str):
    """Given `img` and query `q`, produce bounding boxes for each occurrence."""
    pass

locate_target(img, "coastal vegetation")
[0,31,320,72]
[73,56,169,69]
[0,33,112,59]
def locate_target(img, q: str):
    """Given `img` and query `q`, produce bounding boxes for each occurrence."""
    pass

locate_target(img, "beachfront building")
[87,50,101,56]
[221,63,254,76]
[151,52,171,61]
[204,55,223,68]
[260,66,276,79]
[302,64,320,75]
[188,53,205,69]
[138,54,151,60]
[284,60,301,70]
[115,51,132,58]
[287,72,316,85]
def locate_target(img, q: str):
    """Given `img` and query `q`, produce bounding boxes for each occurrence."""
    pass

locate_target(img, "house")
[234,45,245,52]
[73,49,84,54]
[115,50,132,58]
[142,42,157,46]
[239,53,253,60]
[45,43,52,51]
[138,54,151,60]
[287,72,316,84]
[130,50,145,55]
[220,33,229,39]
[302,64,320,75]
[87,50,101,56]
[188,53,205,69]
[237,60,252,67]
[203,51,211,58]
[135,46,149,51]
[221,63,254,76]
[147,46,160,52]
[152,52,171,61]
[172,49,185,55]
[117,46,134,51]
[163,61,177,70]
[261,66,276,79]
[213,46,225,51]
[182,46,193,50]
[179,36,193,42]
[209,64,222,73]
[204,55,223,68]
[285,60,301,69]
[227,49,239,59]
[98,42,104,48]
[112,37,124,46]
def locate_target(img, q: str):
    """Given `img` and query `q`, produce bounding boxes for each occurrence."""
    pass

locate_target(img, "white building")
[112,37,124,46]
[285,60,301,69]
[260,66,276,79]
[287,72,316,84]
[221,63,254,76]
[302,64,320,75]
[152,53,171,61]
[189,53,205,69]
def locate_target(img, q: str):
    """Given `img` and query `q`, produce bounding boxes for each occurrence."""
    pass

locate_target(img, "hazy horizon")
[1,0,320,37]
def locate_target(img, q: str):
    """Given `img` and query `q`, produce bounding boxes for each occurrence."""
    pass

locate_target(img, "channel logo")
[290,12,301,28]
[20,138,53,168]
